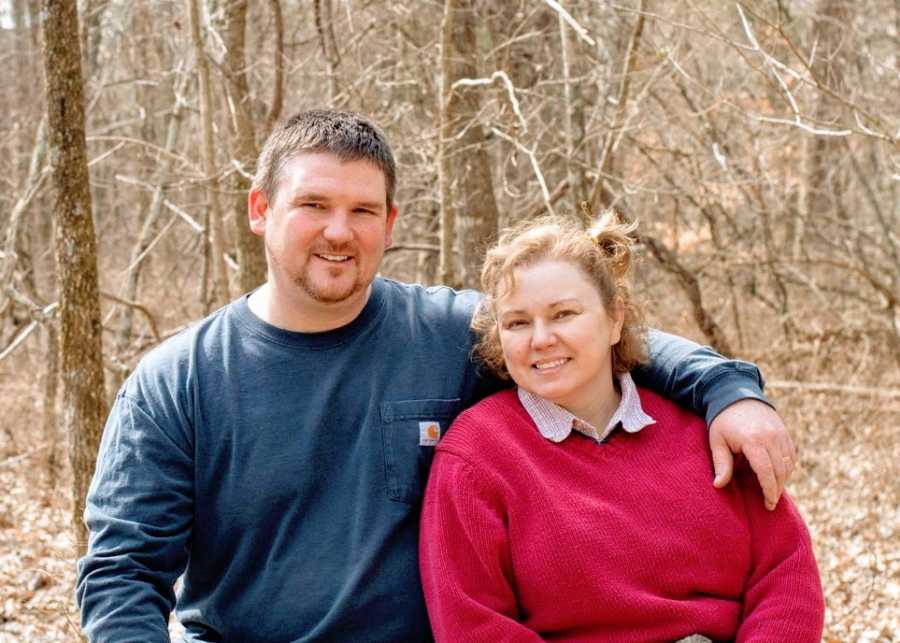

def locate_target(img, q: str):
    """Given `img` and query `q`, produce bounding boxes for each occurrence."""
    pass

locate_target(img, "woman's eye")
[504,320,528,330]
[555,310,576,320]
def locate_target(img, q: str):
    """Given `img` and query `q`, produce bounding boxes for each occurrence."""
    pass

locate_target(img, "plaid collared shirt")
[517,372,655,444]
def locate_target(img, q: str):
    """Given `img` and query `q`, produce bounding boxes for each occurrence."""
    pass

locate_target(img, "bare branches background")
[0,0,897,639]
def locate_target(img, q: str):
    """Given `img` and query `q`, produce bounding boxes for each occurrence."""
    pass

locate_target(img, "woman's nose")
[530,319,556,349]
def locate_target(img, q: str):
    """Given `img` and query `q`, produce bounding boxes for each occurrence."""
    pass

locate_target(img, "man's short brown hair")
[253,110,397,209]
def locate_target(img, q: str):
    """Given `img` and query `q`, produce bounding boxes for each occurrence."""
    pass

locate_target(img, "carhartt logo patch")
[419,421,441,446]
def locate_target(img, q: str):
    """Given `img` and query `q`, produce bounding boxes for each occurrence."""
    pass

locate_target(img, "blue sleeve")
[76,392,194,642]
[632,328,773,425]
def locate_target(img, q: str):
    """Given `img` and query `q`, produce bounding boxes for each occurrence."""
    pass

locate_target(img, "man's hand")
[709,399,796,510]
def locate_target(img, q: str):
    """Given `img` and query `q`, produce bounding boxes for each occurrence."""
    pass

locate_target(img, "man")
[77,110,795,642]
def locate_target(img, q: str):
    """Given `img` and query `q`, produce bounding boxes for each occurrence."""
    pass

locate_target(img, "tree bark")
[217,0,267,294]
[41,0,107,557]
[314,0,341,103]
[798,0,851,259]
[589,0,647,214]
[558,11,587,215]
[263,0,284,137]
[80,0,109,80]
[42,323,60,492]
[438,0,501,288]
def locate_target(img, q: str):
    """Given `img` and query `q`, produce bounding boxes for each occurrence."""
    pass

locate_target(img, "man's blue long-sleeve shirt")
[76,277,768,642]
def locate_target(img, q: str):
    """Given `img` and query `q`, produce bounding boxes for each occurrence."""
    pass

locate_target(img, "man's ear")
[384,205,399,248]
[248,188,269,237]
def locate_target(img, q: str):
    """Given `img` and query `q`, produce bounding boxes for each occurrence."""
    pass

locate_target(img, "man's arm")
[632,329,796,509]
[76,392,194,642]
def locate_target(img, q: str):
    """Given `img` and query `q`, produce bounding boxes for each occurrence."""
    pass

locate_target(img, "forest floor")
[1,337,898,642]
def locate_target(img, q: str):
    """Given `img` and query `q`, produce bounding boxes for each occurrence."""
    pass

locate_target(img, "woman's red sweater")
[419,387,824,642]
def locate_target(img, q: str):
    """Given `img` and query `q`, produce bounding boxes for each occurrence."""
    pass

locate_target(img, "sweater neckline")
[231,277,389,350]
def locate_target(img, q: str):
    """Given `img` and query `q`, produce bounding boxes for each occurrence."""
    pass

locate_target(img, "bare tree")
[186,0,230,310]
[438,0,501,287]
[313,0,341,103]
[41,0,107,555]
[215,0,267,294]
[263,0,285,137]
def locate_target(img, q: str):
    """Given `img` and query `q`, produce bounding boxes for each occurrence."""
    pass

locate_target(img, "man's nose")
[322,212,353,245]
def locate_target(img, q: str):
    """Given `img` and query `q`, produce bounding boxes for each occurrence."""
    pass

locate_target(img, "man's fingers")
[769,428,796,498]
[710,432,734,489]
[770,444,790,501]
[744,444,779,510]
[779,433,798,482]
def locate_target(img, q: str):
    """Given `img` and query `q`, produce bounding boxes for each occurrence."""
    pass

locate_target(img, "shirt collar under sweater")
[517,372,656,444]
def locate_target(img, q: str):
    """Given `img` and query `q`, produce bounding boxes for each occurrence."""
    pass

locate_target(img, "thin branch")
[540,0,596,46]
[384,243,440,254]
[452,71,527,132]
[100,291,161,343]
[120,212,180,276]
[489,126,554,215]
[524,178,570,219]
[767,380,900,399]
[0,301,59,362]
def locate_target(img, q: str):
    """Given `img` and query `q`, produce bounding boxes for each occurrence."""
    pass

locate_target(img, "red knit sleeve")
[419,448,543,642]
[736,463,825,643]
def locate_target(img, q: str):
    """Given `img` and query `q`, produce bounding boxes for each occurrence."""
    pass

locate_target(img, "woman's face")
[496,259,624,416]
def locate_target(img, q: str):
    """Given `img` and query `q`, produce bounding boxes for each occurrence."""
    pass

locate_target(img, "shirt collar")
[517,372,656,444]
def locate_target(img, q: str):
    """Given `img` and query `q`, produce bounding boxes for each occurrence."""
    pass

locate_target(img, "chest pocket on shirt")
[381,398,462,504]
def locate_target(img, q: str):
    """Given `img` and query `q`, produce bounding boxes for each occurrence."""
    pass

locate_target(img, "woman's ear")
[609,298,625,345]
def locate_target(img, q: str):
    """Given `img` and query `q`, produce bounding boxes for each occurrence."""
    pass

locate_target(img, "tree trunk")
[438,0,501,288]
[217,0,267,294]
[263,0,284,137]
[80,0,109,80]
[186,0,231,310]
[314,0,341,103]
[798,0,851,259]
[41,0,107,557]
[43,323,60,492]
[558,11,587,215]
[589,0,647,214]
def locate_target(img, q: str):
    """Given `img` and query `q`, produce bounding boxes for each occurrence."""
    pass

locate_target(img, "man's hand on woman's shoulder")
[708,399,796,510]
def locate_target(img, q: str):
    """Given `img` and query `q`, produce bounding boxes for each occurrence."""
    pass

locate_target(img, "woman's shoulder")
[438,389,530,458]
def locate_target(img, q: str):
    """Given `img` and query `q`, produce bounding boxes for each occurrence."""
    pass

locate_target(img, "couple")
[76,110,822,641]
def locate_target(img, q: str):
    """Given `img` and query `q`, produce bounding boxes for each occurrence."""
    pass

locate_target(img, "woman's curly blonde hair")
[472,212,647,379]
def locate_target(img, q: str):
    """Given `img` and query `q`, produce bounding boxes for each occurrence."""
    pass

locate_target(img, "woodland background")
[0,0,898,640]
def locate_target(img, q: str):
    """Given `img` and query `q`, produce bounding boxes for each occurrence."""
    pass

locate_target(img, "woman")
[419,214,824,642]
